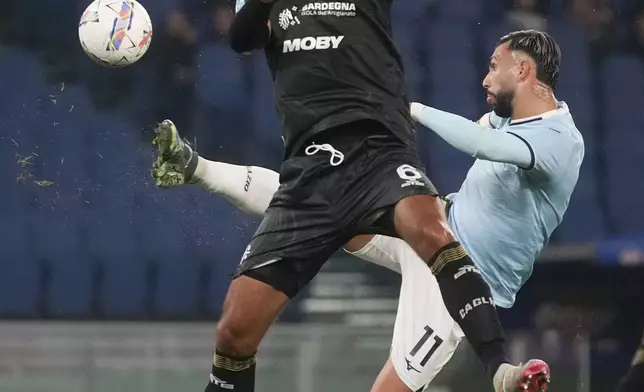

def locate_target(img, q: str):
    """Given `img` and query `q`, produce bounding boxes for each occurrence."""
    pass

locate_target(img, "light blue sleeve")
[506,120,581,177]
[413,104,533,168]
[235,0,246,14]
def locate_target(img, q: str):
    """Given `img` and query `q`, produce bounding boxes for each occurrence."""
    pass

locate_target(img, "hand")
[476,112,493,128]
[409,102,424,122]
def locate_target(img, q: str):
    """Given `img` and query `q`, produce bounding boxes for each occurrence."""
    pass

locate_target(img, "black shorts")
[235,120,438,298]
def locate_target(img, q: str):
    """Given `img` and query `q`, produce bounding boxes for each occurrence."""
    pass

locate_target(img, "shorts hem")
[343,234,385,256]
[390,354,424,391]
[234,259,299,299]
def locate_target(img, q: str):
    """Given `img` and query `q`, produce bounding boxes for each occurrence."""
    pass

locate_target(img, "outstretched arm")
[410,102,533,169]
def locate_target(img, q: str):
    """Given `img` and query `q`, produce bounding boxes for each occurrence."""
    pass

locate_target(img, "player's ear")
[516,59,531,83]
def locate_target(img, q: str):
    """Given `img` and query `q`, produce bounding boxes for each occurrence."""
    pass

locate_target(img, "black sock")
[617,361,644,392]
[428,242,509,379]
[205,350,256,391]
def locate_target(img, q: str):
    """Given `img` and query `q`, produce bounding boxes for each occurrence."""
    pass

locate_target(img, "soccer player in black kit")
[181,0,550,391]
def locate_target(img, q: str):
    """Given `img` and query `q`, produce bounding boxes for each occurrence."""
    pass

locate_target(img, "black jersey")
[263,0,414,156]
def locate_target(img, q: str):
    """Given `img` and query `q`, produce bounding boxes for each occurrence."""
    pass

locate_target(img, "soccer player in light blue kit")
[152,30,581,391]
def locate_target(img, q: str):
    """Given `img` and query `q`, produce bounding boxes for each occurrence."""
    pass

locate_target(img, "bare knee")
[214,275,289,356]
[394,195,457,259]
[412,220,455,257]
[216,317,258,356]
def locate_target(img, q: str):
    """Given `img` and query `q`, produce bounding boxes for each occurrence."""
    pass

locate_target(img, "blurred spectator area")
[0,0,643,319]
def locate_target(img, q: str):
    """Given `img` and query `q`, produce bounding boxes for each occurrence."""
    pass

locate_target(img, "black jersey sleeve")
[229,0,273,53]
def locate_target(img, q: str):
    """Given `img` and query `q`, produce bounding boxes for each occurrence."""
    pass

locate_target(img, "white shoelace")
[304,143,345,166]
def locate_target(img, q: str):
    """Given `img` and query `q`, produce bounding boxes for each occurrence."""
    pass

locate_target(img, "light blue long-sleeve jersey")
[416,102,584,308]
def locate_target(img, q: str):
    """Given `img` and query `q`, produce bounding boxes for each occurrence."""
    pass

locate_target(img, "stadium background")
[1,0,643,391]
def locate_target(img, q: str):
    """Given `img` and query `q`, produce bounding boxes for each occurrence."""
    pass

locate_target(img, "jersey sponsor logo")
[278,7,301,30]
[459,296,495,319]
[209,374,234,389]
[278,2,354,29]
[453,265,480,280]
[282,35,344,53]
[300,2,356,16]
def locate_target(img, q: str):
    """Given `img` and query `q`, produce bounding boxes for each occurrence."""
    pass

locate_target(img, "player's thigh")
[389,251,464,391]
[371,358,414,392]
[216,274,290,355]
[393,194,457,259]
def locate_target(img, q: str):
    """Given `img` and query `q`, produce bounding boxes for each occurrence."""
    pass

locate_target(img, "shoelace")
[304,143,345,166]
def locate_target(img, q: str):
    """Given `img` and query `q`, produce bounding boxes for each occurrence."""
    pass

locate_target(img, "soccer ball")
[78,0,153,67]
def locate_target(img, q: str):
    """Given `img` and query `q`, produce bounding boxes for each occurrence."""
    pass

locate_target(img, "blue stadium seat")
[100,256,147,317]
[425,75,478,121]
[33,217,92,317]
[392,21,424,100]
[27,94,93,316]
[154,252,202,317]
[391,0,430,21]
[0,50,49,316]
[0,49,45,112]
[0,259,40,316]
[436,0,485,20]
[601,55,644,235]
[484,21,515,54]
[100,155,151,319]
[418,131,473,195]
[0,129,28,225]
[557,45,594,146]
[610,0,638,19]
[197,44,247,109]
[547,21,589,59]
[135,0,181,22]
[427,22,478,78]
[546,0,566,15]
[427,22,476,67]
[89,214,146,317]
[83,116,147,317]
[603,55,644,127]
[46,258,93,317]
[0,223,39,316]
[134,190,195,317]
[426,23,479,119]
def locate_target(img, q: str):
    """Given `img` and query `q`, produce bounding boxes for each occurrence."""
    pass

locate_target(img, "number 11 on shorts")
[409,325,444,367]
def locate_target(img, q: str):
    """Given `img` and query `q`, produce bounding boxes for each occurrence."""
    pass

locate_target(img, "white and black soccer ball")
[78,0,153,67]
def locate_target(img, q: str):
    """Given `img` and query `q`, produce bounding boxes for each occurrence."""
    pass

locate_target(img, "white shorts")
[348,235,464,391]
